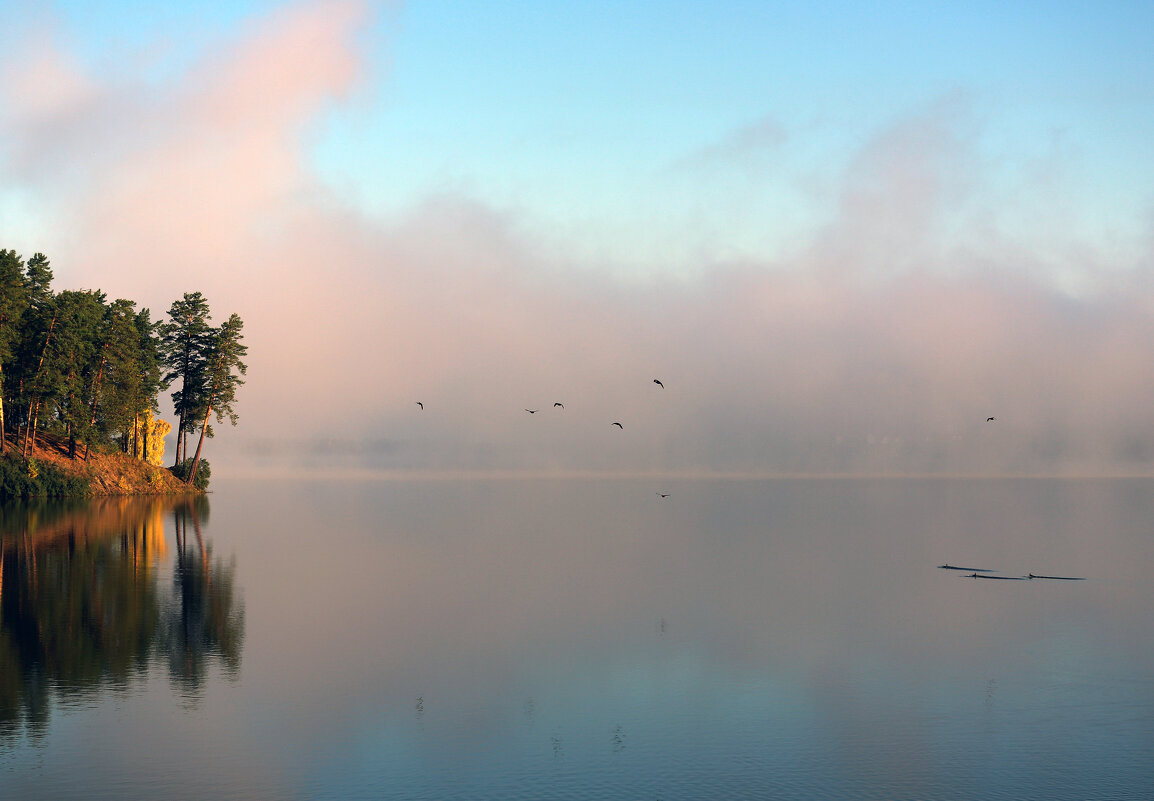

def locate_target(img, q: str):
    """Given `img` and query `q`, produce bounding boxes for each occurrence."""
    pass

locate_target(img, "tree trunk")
[22,310,58,459]
[23,400,41,458]
[67,388,77,459]
[187,399,214,485]
[21,400,33,457]
[0,362,6,454]
[88,352,106,432]
[172,328,195,468]
[173,416,183,466]
[21,401,33,458]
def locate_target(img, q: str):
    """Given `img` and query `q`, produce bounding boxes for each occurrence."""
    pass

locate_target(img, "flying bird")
[525,409,539,414]
[653,379,664,388]
[657,493,670,498]
[986,417,996,422]
[416,402,423,410]
[611,422,623,429]
[554,402,564,408]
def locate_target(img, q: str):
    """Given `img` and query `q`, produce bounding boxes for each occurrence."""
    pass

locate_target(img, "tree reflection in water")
[165,496,243,697]
[0,495,243,740]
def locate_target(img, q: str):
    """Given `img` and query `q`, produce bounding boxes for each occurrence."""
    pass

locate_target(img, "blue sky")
[332,1,1154,276]
[25,0,1154,279]
[3,1,1153,473]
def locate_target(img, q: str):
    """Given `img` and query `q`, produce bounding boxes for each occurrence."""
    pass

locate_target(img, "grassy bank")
[0,433,199,497]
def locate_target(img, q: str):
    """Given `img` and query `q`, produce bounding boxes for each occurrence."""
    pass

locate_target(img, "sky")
[1,0,1153,475]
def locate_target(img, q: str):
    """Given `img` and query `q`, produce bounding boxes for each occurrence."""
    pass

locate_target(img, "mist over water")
[3,5,1152,796]
[5,3,1154,480]
[3,477,1152,799]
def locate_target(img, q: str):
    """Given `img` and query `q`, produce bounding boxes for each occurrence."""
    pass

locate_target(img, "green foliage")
[169,458,211,491]
[0,452,90,498]
[185,313,246,485]
[93,298,146,440]
[47,289,108,454]
[0,453,32,497]
[1,249,161,459]
[160,292,214,462]
[2,247,244,485]
[135,307,166,412]
[0,250,31,456]
[0,250,29,364]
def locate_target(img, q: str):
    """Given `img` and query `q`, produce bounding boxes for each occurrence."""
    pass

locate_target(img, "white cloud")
[3,2,1152,476]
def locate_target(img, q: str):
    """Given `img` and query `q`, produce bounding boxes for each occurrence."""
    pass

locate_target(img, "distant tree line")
[0,249,246,485]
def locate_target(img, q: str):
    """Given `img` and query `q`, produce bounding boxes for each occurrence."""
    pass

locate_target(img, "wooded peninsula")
[0,249,247,497]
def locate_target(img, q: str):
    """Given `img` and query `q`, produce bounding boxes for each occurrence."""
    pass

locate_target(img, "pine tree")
[160,293,213,467]
[128,307,167,459]
[16,254,59,457]
[0,250,30,453]
[88,298,146,456]
[47,289,106,458]
[186,313,246,486]
[2,248,233,475]
[1,247,180,468]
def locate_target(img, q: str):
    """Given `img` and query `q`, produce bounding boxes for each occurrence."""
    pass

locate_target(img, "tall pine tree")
[160,292,213,467]
[1,247,241,476]
[127,307,167,458]
[17,254,59,457]
[0,250,29,453]
[187,313,246,486]
[46,289,106,458]
[87,298,145,457]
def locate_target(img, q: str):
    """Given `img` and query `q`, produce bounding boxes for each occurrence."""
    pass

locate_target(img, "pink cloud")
[0,27,98,125]
[2,2,370,295]
[3,6,1152,475]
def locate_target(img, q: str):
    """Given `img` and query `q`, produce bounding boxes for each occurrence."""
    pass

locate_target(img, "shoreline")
[1,433,201,498]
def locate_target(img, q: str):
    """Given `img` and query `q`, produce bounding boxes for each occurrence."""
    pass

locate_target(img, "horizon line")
[211,466,1154,482]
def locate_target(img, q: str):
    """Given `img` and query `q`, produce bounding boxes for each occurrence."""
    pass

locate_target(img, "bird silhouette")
[653,379,664,388]
[986,417,996,422]
[525,409,539,414]
[554,402,564,408]
[657,493,670,498]
[416,402,423,410]
[611,422,623,429]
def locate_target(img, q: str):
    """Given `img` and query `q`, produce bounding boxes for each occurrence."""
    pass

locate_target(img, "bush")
[0,452,90,498]
[170,458,211,491]
[0,454,33,498]
[37,462,90,497]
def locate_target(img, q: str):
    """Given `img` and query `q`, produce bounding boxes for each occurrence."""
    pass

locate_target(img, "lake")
[2,477,1153,799]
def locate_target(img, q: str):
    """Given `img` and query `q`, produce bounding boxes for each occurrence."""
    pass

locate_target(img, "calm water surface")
[2,477,1153,799]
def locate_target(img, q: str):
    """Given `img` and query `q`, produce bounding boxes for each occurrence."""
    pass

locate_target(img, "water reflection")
[610,723,626,755]
[3,478,1152,799]
[0,496,243,740]
[166,497,243,696]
